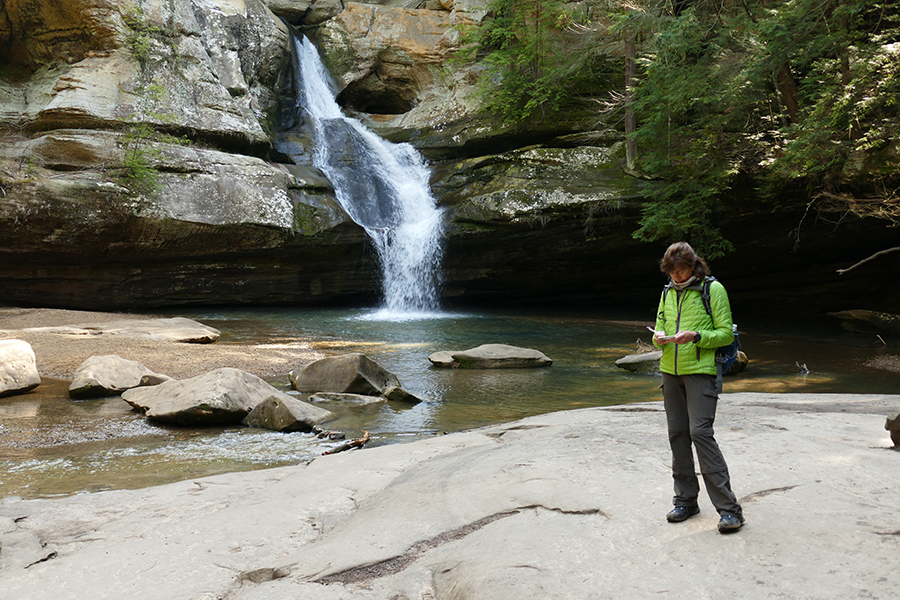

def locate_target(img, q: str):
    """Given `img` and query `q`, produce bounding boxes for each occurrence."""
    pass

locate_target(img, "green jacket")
[653,277,734,376]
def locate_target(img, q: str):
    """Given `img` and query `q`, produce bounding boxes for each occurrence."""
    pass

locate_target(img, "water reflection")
[1,308,898,500]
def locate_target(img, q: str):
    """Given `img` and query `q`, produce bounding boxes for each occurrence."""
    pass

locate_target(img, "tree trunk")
[777,63,801,123]
[625,30,637,171]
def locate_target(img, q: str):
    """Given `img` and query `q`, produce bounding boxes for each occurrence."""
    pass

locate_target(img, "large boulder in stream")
[429,344,552,369]
[0,339,41,397]
[69,354,170,399]
[242,394,334,433]
[122,367,332,427]
[289,353,401,395]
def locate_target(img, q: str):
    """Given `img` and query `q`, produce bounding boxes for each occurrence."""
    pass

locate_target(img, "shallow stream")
[1,308,897,500]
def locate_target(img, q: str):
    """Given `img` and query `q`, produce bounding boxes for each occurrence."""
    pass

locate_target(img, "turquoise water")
[1,307,897,499]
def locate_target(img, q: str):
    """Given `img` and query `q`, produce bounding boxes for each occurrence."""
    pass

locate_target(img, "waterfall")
[290,32,445,317]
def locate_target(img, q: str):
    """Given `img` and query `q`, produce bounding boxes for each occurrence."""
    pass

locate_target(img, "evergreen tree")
[629,0,900,256]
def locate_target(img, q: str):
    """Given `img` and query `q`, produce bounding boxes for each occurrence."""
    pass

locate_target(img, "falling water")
[290,33,445,316]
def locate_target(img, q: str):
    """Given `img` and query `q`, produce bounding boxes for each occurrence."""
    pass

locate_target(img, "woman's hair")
[660,242,711,278]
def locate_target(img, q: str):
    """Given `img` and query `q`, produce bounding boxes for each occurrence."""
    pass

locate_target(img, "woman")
[652,242,744,533]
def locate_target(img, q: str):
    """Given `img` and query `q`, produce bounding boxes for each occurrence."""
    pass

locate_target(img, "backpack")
[661,276,742,393]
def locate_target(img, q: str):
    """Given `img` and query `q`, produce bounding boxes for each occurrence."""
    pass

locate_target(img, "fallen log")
[323,430,370,455]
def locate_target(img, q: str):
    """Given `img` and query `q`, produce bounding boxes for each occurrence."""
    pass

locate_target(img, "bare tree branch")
[837,247,900,275]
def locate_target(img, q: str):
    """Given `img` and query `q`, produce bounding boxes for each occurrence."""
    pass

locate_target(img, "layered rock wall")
[0,0,378,308]
[1,0,897,315]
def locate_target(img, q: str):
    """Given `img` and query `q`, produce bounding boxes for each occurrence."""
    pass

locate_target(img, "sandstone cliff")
[1,0,897,315]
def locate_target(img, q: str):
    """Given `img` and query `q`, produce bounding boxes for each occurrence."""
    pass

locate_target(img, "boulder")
[382,386,424,404]
[426,351,457,367]
[140,373,174,386]
[828,310,900,336]
[68,355,170,399]
[615,351,662,374]
[429,344,552,369]
[121,367,327,426]
[289,353,401,394]
[886,412,900,446]
[308,387,423,405]
[242,395,333,433]
[0,340,41,398]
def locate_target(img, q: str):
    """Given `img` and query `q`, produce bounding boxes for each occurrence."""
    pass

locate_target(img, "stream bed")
[1,307,897,500]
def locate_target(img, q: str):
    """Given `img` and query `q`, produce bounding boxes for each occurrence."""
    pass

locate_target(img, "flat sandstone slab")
[429,343,552,368]
[1,393,898,599]
[0,317,220,344]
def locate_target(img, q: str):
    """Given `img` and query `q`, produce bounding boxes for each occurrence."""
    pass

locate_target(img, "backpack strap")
[700,276,715,316]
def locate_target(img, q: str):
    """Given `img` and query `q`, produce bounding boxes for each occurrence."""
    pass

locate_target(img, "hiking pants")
[662,373,742,517]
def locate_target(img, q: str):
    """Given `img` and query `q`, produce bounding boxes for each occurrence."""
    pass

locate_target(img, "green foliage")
[122,4,165,68]
[625,0,900,256]
[120,122,161,194]
[459,0,595,124]
[629,9,753,257]
[118,81,192,193]
[758,1,900,191]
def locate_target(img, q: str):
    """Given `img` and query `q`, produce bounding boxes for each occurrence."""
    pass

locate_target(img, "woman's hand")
[653,331,673,344]
[671,330,697,345]
[653,330,698,345]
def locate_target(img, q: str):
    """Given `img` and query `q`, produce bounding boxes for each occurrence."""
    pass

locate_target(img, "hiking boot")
[666,505,700,523]
[717,513,745,533]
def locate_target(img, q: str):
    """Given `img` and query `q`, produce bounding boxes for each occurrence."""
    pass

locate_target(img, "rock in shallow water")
[289,353,401,395]
[0,339,41,398]
[69,354,170,399]
[122,367,331,427]
[428,344,552,369]
[243,394,334,433]
[5,317,221,344]
[614,351,662,374]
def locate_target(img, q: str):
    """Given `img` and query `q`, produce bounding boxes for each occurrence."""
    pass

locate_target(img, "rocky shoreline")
[0,307,321,380]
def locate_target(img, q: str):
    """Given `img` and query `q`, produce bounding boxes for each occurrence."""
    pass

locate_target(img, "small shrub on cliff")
[120,123,161,194]
[122,4,165,68]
